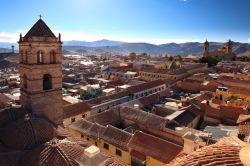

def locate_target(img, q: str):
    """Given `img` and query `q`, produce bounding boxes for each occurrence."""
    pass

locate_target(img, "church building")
[203,40,236,61]
[19,18,63,124]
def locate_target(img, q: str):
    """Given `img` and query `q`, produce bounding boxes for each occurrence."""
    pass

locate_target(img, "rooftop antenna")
[39,14,42,19]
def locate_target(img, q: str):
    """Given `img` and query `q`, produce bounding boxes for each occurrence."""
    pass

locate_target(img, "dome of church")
[171,137,246,166]
[21,138,85,166]
[0,115,55,150]
[0,106,26,128]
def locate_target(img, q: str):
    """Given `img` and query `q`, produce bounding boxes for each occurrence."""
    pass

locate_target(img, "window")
[23,74,27,89]
[82,114,86,118]
[43,74,52,90]
[71,117,75,123]
[87,137,90,141]
[37,51,44,64]
[50,51,56,64]
[95,142,97,146]
[115,149,122,157]
[103,143,109,150]
[81,134,84,138]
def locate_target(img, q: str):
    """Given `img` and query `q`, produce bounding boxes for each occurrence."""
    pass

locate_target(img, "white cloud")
[248,38,250,43]
[0,29,200,44]
[0,32,19,43]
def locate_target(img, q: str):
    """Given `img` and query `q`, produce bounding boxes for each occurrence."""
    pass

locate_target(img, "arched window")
[50,51,56,64]
[37,51,44,64]
[23,74,27,89]
[43,74,52,90]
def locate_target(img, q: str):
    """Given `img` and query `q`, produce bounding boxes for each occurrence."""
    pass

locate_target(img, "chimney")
[84,145,100,158]
[183,132,197,154]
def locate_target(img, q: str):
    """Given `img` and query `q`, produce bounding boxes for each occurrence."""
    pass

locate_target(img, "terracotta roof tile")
[119,106,167,130]
[171,137,245,166]
[70,119,106,140]
[101,157,128,166]
[0,106,26,128]
[127,79,165,94]
[87,109,120,126]
[63,101,91,119]
[21,138,85,166]
[102,125,132,151]
[0,115,55,150]
[128,131,182,164]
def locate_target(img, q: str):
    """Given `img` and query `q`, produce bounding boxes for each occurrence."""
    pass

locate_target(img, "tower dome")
[0,106,26,127]
[21,138,85,166]
[0,115,55,150]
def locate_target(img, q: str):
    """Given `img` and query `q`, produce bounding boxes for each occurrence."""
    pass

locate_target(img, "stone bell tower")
[203,39,209,56]
[19,18,63,124]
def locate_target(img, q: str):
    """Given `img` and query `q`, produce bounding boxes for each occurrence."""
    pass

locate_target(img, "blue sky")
[0,0,250,44]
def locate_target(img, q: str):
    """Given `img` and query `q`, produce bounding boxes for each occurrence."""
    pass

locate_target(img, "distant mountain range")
[1,40,250,56]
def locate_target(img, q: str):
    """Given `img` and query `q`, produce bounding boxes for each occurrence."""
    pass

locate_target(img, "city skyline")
[0,0,250,44]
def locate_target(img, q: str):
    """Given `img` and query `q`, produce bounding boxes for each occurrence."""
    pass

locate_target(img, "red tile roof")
[102,125,132,151]
[119,106,168,130]
[0,106,26,127]
[87,109,119,126]
[128,131,182,164]
[21,138,84,166]
[171,137,244,166]
[127,79,165,94]
[0,115,55,150]
[63,101,91,118]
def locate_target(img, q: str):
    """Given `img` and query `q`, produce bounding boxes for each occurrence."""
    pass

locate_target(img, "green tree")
[199,56,218,67]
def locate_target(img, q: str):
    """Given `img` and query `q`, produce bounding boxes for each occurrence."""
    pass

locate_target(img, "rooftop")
[128,131,182,163]
[23,19,56,41]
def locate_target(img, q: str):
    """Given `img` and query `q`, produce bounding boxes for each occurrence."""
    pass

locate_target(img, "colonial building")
[19,19,63,124]
[203,40,236,61]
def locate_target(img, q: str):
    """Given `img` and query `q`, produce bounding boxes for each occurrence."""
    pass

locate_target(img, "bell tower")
[19,18,63,124]
[227,39,233,54]
[203,39,209,56]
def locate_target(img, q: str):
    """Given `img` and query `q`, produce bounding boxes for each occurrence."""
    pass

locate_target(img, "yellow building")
[68,119,132,165]
[63,101,91,126]
[216,86,250,107]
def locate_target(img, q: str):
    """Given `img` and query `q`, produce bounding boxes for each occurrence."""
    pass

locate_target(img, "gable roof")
[23,19,56,40]
[127,79,165,94]
[128,131,182,164]
[119,106,168,130]
[63,101,91,119]
[87,109,120,126]
[102,125,132,151]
